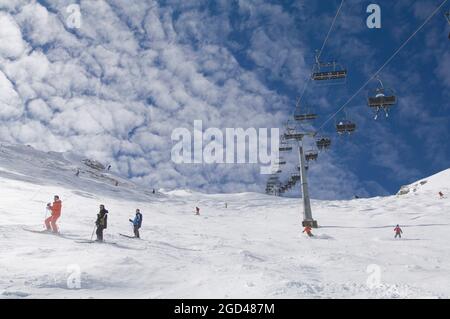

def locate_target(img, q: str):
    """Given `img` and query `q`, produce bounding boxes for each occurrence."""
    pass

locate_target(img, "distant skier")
[152,189,156,194]
[394,224,403,239]
[95,205,108,242]
[45,195,62,233]
[303,225,313,237]
[225,202,228,209]
[439,191,444,199]
[195,207,200,215]
[107,165,111,171]
[75,169,80,177]
[129,209,143,238]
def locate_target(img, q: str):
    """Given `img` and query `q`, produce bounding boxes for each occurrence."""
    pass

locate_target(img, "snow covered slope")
[0,143,449,299]
[397,168,450,196]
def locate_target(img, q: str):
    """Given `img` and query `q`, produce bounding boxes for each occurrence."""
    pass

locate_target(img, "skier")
[45,195,62,233]
[439,191,444,199]
[394,224,403,239]
[75,169,80,177]
[303,225,313,237]
[195,207,200,215]
[225,202,228,209]
[95,204,108,242]
[129,209,143,238]
[107,165,111,171]
[152,189,156,194]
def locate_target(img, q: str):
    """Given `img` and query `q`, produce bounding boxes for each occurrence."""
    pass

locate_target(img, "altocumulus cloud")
[0,0,374,198]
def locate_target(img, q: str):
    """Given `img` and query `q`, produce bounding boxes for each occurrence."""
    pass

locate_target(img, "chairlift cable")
[296,0,346,108]
[315,0,449,135]
[317,0,346,62]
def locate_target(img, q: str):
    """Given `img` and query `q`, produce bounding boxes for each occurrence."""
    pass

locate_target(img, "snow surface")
[0,143,449,299]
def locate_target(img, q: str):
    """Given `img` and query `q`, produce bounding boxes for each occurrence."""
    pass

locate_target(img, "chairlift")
[316,136,332,150]
[305,150,319,162]
[279,140,293,152]
[311,51,347,84]
[336,110,356,134]
[336,120,356,134]
[294,99,317,121]
[367,77,397,119]
[284,131,304,141]
[275,157,287,166]
[283,120,302,140]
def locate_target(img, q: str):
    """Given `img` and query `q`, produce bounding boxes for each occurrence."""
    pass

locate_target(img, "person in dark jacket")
[95,204,108,242]
[129,209,143,238]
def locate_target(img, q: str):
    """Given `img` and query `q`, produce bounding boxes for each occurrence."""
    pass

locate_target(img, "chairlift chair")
[305,150,319,161]
[336,114,356,134]
[294,100,317,121]
[283,120,303,140]
[311,51,347,84]
[279,140,293,152]
[367,78,397,119]
[316,137,332,150]
[284,131,304,140]
[276,157,287,166]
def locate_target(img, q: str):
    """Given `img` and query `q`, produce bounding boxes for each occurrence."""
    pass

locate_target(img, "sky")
[0,0,448,199]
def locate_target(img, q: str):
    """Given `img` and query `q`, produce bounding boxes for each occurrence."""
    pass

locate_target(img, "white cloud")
[0,70,22,119]
[0,12,26,59]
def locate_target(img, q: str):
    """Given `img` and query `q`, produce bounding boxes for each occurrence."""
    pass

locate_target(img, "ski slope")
[0,143,449,299]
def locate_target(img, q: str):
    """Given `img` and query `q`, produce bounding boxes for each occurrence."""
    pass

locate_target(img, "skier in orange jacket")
[45,195,62,233]
[303,226,313,237]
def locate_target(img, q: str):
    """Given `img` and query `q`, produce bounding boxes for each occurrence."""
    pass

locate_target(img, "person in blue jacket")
[129,209,143,238]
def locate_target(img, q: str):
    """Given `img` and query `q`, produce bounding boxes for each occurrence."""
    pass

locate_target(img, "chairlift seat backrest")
[312,70,347,81]
[368,95,397,106]
[279,145,293,152]
[284,132,304,140]
[294,113,317,121]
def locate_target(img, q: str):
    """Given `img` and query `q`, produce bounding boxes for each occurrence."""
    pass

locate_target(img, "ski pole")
[130,220,134,236]
[43,206,49,219]
[90,223,96,241]
[43,206,50,230]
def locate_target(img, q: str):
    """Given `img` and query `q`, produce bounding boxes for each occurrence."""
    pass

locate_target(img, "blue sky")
[0,0,448,199]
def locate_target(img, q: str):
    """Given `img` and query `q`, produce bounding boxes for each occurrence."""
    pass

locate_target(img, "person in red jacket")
[45,195,62,233]
[303,226,313,237]
[394,224,403,239]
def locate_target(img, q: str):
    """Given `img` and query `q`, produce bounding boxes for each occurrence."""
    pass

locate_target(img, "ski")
[23,228,50,234]
[75,240,141,250]
[22,228,80,240]
[75,240,117,244]
[119,233,139,239]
